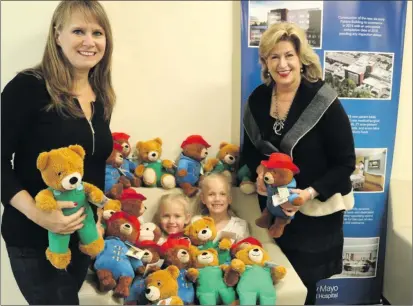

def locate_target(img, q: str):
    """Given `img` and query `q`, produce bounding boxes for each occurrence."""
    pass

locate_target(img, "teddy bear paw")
[135,165,145,177]
[79,236,105,257]
[219,238,233,250]
[46,248,71,270]
[162,159,174,169]
[161,174,176,189]
[186,268,199,282]
[240,181,256,195]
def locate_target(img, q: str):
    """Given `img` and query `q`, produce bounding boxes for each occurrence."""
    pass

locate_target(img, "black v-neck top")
[1,72,113,248]
[240,77,355,201]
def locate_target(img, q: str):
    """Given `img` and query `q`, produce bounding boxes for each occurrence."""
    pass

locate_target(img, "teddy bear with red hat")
[161,237,199,305]
[105,143,139,199]
[94,211,142,298]
[112,132,142,187]
[176,135,211,197]
[119,188,147,223]
[255,152,304,238]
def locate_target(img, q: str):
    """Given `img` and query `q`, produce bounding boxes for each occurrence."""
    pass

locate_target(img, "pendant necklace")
[271,94,290,136]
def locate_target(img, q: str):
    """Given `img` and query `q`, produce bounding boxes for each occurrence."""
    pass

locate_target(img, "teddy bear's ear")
[36,152,49,171]
[166,265,180,279]
[154,137,163,145]
[137,141,143,150]
[203,216,215,224]
[219,142,228,149]
[208,248,218,257]
[68,145,85,159]
[183,224,191,236]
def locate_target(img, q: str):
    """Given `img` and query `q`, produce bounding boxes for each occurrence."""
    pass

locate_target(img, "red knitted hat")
[113,143,124,153]
[136,240,161,252]
[180,135,210,148]
[112,132,130,141]
[261,153,300,174]
[230,237,262,251]
[159,236,191,255]
[120,188,147,201]
[107,211,140,232]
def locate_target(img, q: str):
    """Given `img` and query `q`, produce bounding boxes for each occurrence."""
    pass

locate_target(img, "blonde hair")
[198,173,236,216]
[22,0,115,120]
[154,193,192,225]
[259,22,322,86]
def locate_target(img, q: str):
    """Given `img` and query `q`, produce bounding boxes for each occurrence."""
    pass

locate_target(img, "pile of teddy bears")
[95,206,287,305]
[33,132,301,305]
[104,133,258,200]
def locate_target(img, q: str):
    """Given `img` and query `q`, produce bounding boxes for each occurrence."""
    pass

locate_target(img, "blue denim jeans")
[6,245,91,305]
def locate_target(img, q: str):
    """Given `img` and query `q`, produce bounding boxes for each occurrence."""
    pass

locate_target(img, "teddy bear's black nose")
[201,229,207,234]
[205,152,208,155]
[253,248,259,252]
[264,177,269,182]
[229,156,234,160]
[182,251,187,255]
[202,252,208,256]
[144,252,150,256]
[125,145,129,149]
[125,224,131,228]
[151,153,156,157]
[69,177,78,185]
[145,288,151,294]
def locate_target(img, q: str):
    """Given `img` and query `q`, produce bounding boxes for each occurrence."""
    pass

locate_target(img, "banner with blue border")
[240,1,407,304]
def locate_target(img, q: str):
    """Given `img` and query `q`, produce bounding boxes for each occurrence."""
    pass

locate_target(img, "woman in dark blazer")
[239,22,355,305]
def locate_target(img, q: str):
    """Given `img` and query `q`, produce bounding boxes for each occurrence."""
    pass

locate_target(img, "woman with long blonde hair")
[1,1,115,304]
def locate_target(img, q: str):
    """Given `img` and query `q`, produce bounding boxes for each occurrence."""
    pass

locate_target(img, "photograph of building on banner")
[248,1,323,48]
[331,237,379,279]
[324,51,394,100]
[351,148,387,193]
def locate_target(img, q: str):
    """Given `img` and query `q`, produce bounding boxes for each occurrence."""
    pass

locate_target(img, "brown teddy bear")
[229,236,263,257]
[191,248,236,305]
[184,216,232,265]
[176,135,211,197]
[97,198,122,236]
[35,145,105,269]
[112,132,142,187]
[105,143,139,199]
[144,265,184,305]
[255,153,304,238]
[224,245,286,305]
[134,137,176,189]
[119,188,147,223]
[204,142,239,185]
[162,239,199,304]
[93,211,142,298]
[125,240,163,305]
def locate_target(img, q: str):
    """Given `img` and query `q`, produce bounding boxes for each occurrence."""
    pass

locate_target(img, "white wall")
[1,1,237,161]
[391,1,412,182]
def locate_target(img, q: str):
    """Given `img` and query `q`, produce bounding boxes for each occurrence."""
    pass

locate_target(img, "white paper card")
[277,187,290,199]
[143,259,165,277]
[272,194,288,207]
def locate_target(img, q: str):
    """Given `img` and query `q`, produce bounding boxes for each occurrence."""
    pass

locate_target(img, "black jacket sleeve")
[239,127,264,182]
[1,74,41,205]
[311,99,356,201]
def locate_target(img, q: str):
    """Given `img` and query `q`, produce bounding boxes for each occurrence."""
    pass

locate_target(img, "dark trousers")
[258,194,318,305]
[6,245,91,305]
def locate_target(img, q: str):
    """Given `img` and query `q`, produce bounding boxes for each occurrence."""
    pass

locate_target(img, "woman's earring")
[266,71,271,78]
[300,67,304,73]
